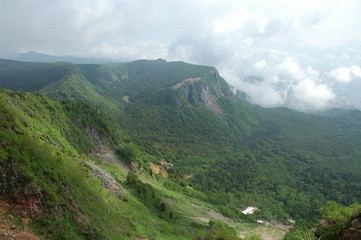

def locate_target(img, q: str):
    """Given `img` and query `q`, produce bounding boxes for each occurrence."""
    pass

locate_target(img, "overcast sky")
[1,0,361,111]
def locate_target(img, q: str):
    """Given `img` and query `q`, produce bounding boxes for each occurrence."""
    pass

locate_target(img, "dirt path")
[184,203,230,222]
[206,209,230,222]
[97,151,130,173]
[262,220,293,232]
[185,216,210,223]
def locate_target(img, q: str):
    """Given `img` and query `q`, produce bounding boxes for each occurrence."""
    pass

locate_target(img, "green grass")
[0,89,208,239]
[1,59,361,238]
[236,223,286,240]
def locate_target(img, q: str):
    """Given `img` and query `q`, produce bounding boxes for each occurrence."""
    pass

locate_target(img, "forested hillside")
[1,88,247,240]
[0,58,360,239]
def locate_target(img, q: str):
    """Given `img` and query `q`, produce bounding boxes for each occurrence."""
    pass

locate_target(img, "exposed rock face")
[340,214,361,240]
[84,126,109,154]
[130,161,141,174]
[181,79,224,117]
[86,161,126,199]
[168,70,233,118]
[149,162,169,178]
[171,77,201,89]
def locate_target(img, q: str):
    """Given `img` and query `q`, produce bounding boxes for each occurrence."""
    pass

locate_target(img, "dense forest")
[0,58,360,239]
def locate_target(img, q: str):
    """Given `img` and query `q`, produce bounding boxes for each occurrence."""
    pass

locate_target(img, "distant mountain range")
[12,51,119,64]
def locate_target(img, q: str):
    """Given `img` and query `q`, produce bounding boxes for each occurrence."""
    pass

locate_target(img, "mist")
[1,0,361,111]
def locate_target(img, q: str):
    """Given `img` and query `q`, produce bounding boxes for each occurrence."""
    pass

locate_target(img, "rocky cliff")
[314,212,361,240]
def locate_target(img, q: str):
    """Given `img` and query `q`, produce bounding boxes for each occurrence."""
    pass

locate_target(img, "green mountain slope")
[0,59,73,91]
[0,58,361,232]
[2,89,249,240]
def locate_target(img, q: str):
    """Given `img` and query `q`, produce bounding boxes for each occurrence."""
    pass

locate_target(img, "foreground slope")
[1,89,229,239]
[0,58,361,227]
[0,88,290,240]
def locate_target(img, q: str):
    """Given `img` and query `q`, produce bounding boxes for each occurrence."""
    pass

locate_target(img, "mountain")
[13,51,116,64]
[0,58,360,239]
[1,88,244,240]
[0,58,257,154]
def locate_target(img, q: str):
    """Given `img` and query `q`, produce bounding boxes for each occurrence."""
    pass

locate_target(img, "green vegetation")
[126,173,176,221]
[1,58,361,239]
[316,201,361,240]
[116,142,152,169]
[285,202,361,240]
[284,229,318,240]
[62,100,123,151]
[195,221,239,240]
[0,89,216,239]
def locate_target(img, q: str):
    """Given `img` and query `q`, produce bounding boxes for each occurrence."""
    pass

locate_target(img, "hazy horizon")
[1,0,361,111]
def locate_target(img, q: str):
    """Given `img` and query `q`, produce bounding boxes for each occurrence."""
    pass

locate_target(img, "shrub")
[315,201,361,240]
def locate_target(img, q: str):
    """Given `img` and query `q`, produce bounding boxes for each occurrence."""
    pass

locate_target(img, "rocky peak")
[168,69,233,117]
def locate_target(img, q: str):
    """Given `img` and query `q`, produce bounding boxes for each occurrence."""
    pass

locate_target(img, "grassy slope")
[0,89,191,239]
[0,59,361,227]
[3,89,282,240]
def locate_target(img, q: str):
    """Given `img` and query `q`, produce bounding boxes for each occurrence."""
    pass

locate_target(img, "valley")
[0,58,360,239]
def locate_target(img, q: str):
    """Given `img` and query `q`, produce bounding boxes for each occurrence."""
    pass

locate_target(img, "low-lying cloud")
[220,50,336,111]
[1,0,361,111]
[329,65,361,83]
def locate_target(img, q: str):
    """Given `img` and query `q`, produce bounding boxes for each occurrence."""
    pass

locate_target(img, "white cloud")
[330,67,352,83]
[87,40,169,60]
[352,65,361,78]
[253,60,267,70]
[329,65,361,83]
[342,54,350,59]
[221,49,336,111]
[0,0,361,110]
[291,79,335,110]
[278,59,304,80]
[212,10,249,35]
[242,82,285,107]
